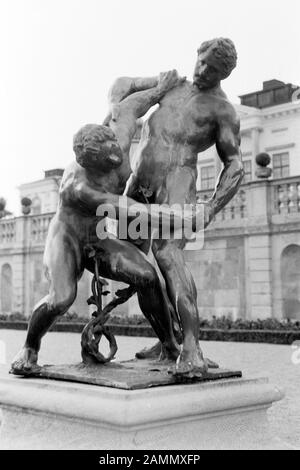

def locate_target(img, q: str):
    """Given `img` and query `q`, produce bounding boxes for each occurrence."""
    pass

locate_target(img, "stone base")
[0,369,284,450]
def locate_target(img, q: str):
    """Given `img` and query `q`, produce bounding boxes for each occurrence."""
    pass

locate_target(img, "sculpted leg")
[134,246,182,360]
[153,240,207,376]
[136,245,219,368]
[125,174,183,360]
[11,226,82,375]
[94,238,180,360]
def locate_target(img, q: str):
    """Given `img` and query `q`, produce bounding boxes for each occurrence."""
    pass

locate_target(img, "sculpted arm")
[107,76,160,106]
[73,178,201,230]
[102,76,159,126]
[206,107,244,223]
[107,71,185,150]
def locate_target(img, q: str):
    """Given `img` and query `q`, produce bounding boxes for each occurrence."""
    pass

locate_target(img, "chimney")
[44,169,64,178]
[262,79,285,91]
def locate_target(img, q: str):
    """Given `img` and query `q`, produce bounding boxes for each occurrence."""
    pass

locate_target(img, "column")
[248,235,273,319]
[251,127,261,176]
[246,180,273,319]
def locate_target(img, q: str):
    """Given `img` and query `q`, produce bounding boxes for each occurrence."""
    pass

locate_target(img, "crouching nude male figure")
[11,70,194,375]
[124,38,244,375]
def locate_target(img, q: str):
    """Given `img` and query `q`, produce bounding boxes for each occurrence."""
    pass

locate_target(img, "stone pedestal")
[0,373,284,450]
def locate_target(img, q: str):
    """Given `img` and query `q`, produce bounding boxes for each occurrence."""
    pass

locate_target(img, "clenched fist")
[158,69,186,93]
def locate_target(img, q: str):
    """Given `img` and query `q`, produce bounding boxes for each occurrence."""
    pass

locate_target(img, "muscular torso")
[132,81,227,200]
[53,159,130,245]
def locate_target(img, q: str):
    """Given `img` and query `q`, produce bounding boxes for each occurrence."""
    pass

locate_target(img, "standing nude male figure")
[122,38,244,375]
[11,70,192,374]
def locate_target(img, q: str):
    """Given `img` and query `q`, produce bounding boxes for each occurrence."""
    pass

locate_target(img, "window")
[243,160,252,183]
[200,165,215,190]
[273,152,290,178]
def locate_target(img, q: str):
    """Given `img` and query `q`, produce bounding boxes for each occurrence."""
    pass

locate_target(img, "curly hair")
[73,124,116,153]
[73,124,121,169]
[198,38,237,79]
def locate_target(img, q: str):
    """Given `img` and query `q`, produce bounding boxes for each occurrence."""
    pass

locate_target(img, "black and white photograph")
[0,0,299,454]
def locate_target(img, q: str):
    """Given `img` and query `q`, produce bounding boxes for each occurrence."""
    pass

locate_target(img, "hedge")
[1,313,300,345]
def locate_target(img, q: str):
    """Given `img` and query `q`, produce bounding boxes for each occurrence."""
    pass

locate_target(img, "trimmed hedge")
[1,312,300,331]
[1,314,300,345]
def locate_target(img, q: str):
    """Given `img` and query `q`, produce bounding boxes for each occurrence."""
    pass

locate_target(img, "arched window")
[281,245,300,319]
[1,263,13,313]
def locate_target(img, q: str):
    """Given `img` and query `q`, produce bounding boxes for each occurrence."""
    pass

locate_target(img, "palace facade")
[1,80,300,320]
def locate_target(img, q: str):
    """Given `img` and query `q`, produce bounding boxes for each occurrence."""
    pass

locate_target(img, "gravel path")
[0,329,299,449]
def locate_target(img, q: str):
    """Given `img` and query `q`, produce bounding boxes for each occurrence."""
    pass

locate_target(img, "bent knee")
[48,288,77,315]
[142,267,157,285]
[154,246,175,271]
[134,266,157,289]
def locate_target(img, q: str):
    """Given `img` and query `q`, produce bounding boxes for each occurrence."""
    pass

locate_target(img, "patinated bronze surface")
[125,38,244,375]
[11,38,244,381]
[27,360,242,390]
[80,245,135,365]
[11,71,189,376]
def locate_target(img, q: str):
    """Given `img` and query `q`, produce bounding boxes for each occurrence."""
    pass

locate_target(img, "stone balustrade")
[0,219,16,245]
[197,187,248,224]
[0,213,54,248]
[30,213,54,244]
[271,176,300,215]
[2,176,300,249]
[2,176,300,320]
[198,176,300,230]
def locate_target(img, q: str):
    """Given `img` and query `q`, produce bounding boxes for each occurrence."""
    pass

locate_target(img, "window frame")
[200,165,215,190]
[272,152,290,179]
[242,159,252,183]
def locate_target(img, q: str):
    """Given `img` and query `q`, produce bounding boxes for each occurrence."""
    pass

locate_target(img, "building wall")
[197,100,300,191]
[0,215,92,317]
[272,231,300,320]
[19,177,61,214]
[260,104,300,177]
[2,100,300,321]
[2,177,300,321]
[185,237,246,319]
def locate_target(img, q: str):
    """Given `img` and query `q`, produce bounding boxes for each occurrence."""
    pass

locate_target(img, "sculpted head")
[73,124,123,172]
[193,38,237,89]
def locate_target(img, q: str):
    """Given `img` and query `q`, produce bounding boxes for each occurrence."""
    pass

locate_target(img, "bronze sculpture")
[11,38,243,380]
[125,38,244,375]
[11,70,193,375]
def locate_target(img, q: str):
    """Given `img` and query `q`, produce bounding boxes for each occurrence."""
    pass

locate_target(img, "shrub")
[1,312,300,331]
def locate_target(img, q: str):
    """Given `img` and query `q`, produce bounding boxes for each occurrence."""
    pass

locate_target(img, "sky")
[0,0,299,214]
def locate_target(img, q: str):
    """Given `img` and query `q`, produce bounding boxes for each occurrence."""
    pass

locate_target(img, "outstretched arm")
[108,76,160,106]
[102,76,159,126]
[108,70,185,151]
[204,106,244,226]
[73,178,202,231]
